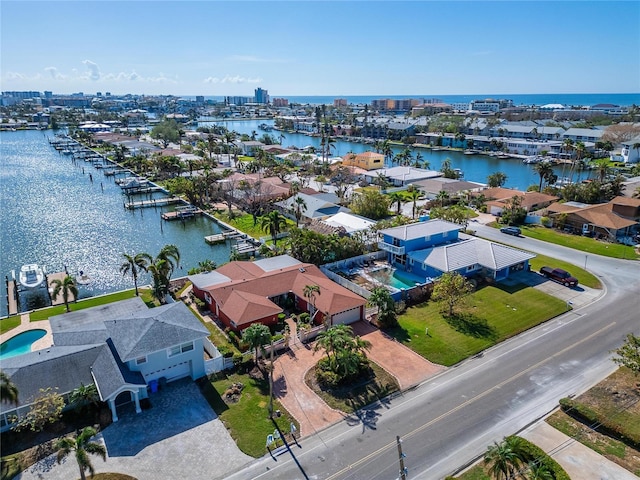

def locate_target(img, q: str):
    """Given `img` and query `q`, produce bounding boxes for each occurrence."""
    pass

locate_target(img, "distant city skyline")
[1,1,638,97]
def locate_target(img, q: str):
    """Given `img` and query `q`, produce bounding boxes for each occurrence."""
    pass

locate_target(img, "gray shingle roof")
[91,339,145,400]
[105,302,208,362]
[1,345,103,412]
[50,297,148,347]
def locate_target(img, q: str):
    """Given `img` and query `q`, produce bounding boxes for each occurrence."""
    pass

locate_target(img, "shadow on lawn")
[444,312,498,340]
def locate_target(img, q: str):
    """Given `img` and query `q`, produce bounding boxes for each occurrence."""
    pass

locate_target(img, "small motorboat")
[18,264,45,289]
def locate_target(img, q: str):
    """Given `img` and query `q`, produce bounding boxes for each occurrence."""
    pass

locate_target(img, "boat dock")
[161,206,203,221]
[122,186,164,195]
[205,229,246,244]
[47,271,77,306]
[204,234,226,244]
[125,197,182,209]
[5,276,19,316]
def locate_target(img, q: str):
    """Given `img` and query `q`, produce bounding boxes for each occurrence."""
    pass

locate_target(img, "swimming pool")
[366,267,417,290]
[0,329,47,360]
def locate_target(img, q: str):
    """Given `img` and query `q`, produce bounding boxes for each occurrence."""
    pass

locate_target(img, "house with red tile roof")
[188,255,366,332]
[546,196,640,239]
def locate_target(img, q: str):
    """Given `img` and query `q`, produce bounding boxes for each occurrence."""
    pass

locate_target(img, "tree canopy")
[349,189,390,220]
[612,333,640,376]
[431,272,474,317]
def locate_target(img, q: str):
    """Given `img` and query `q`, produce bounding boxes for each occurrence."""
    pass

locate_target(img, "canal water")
[0,129,230,314]
[201,119,589,190]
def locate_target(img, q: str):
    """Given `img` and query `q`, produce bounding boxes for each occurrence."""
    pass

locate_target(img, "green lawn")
[520,225,640,260]
[388,285,569,366]
[29,289,137,321]
[200,371,299,458]
[212,212,295,240]
[0,315,21,334]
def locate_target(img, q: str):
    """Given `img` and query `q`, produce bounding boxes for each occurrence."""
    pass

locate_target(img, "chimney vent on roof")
[299,267,305,272]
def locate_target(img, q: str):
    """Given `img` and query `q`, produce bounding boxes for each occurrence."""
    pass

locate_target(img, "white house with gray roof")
[1,298,210,430]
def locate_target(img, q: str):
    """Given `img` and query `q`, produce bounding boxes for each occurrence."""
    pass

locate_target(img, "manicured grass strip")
[0,315,21,334]
[521,225,640,260]
[447,465,490,480]
[213,212,295,240]
[29,289,137,321]
[527,252,601,289]
[388,285,568,366]
[304,361,400,414]
[201,371,299,458]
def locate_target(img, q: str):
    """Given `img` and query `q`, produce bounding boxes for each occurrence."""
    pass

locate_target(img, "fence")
[204,338,233,374]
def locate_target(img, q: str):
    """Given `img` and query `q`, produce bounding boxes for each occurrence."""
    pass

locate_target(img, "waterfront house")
[409,177,484,199]
[479,188,559,215]
[276,192,350,223]
[189,255,367,331]
[377,220,535,282]
[363,166,442,187]
[341,151,385,170]
[1,298,210,430]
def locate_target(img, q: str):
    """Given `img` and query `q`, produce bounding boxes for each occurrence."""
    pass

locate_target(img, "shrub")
[299,312,311,324]
[315,368,340,389]
[510,435,570,480]
[193,297,206,310]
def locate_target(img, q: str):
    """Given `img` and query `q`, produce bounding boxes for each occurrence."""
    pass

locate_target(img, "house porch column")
[133,390,142,414]
[108,398,119,422]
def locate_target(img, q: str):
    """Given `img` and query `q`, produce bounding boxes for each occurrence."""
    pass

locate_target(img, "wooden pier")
[5,276,19,316]
[125,197,182,209]
[47,271,77,306]
[204,234,226,244]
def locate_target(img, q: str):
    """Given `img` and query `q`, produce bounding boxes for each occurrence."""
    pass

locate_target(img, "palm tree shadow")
[343,403,381,433]
[444,312,497,340]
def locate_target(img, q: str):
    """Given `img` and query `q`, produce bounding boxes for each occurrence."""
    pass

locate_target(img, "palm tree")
[50,275,78,313]
[145,244,181,303]
[242,323,271,366]
[120,253,149,296]
[388,192,404,215]
[314,324,352,370]
[55,426,107,480]
[292,195,307,227]
[436,190,450,208]
[260,210,288,245]
[533,162,554,192]
[484,436,527,480]
[525,461,554,480]
[303,284,321,318]
[408,188,423,218]
[0,371,18,405]
[70,383,100,413]
[157,244,181,273]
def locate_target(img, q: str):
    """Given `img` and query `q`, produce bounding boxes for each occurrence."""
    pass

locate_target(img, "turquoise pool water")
[367,268,417,290]
[0,329,47,360]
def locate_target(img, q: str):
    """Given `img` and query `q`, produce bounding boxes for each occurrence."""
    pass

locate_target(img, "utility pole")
[396,435,407,480]
[268,339,274,418]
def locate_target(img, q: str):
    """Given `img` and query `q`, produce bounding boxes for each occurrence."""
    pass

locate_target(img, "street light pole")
[397,435,407,480]
[268,339,274,418]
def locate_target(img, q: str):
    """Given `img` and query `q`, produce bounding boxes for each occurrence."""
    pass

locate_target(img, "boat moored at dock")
[16,264,46,289]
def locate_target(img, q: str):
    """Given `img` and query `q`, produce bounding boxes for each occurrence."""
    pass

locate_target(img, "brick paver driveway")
[273,319,445,438]
[17,380,252,480]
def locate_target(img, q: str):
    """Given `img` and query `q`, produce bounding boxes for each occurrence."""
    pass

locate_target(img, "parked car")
[539,266,579,287]
[500,226,521,236]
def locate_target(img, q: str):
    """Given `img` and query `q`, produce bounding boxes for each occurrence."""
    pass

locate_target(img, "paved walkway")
[17,380,252,480]
[351,321,445,390]
[521,421,637,480]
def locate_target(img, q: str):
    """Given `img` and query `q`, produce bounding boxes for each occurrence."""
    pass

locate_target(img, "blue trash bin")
[149,380,158,393]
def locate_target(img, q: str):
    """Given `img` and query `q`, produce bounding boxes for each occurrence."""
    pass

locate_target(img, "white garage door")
[165,360,191,381]
[331,307,361,325]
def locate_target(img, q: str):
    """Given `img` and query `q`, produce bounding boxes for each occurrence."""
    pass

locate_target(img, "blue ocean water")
[196,93,640,107]
[0,130,231,314]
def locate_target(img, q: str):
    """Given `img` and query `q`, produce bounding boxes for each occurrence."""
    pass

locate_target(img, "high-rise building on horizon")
[254,87,269,104]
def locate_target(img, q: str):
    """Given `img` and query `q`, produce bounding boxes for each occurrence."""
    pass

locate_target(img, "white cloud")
[45,67,66,80]
[82,60,101,81]
[203,75,263,84]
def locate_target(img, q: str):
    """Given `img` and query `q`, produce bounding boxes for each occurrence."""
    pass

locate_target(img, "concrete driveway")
[18,380,252,480]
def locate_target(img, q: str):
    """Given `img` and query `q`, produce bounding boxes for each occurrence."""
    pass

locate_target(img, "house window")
[424,235,431,241]
[136,356,147,365]
[168,342,194,358]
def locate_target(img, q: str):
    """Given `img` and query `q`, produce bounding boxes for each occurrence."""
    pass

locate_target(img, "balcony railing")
[378,241,405,255]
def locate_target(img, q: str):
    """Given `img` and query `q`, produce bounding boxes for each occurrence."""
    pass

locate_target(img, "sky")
[1,1,639,97]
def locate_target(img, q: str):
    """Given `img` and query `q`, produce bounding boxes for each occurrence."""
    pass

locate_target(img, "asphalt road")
[224,226,639,480]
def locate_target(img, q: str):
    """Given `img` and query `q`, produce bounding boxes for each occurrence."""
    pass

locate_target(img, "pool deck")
[0,313,53,352]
